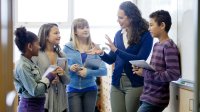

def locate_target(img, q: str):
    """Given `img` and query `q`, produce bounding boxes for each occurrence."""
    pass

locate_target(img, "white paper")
[129,60,155,71]
[43,65,57,77]
[6,90,16,106]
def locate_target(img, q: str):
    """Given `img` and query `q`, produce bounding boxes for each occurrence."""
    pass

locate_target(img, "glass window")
[74,0,125,26]
[17,0,68,22]
[137,0,177,42]
[14,0,126,62]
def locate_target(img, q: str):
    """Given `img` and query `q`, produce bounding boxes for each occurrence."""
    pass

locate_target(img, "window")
[74,0,123,27]
[17,0,68,22]
[13,0,130,62]
[15,0,69,27]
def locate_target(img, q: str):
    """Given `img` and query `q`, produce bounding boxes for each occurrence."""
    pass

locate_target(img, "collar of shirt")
[121,29,128,48]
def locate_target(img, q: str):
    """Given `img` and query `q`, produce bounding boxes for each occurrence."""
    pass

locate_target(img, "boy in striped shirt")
[133,10,181,112]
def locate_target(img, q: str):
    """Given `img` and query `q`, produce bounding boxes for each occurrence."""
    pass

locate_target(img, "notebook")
[43,65,58,77]
[57,58,67,70]
[129,60,155,71]
[84,58,102,70]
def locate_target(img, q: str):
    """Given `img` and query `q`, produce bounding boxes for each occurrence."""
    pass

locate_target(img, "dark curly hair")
[119,1,149,45]
[14,27,38,53]
[149,10,172,32]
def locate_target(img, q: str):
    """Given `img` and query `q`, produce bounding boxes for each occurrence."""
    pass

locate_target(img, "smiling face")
[117,9,131,29]
[75,25,90,39]
[47,26,61,45]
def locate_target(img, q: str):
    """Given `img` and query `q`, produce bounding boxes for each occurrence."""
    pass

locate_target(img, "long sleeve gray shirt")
[32,51,70,112]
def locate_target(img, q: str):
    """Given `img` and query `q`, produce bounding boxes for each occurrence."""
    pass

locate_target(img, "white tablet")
[84,58,102,70]
[129,60,155,71]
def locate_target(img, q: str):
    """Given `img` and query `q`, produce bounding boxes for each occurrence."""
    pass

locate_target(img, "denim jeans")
[45,109,67,112]
[18,97,45,112]
[137,101,166,112]
[68,90,97,112]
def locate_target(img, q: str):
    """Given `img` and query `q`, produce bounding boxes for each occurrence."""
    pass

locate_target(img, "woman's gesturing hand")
[85,44,104,55]
[105,34,117,52]
[86,34,117,55]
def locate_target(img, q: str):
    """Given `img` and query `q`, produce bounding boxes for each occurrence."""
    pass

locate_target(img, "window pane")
[90,27,118,44]
[17,0,68,22]
[74,0,125,26]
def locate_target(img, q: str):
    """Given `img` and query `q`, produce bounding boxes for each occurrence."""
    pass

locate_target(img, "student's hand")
[46,67,60,83]
[50,67,59,76]
[77,67,87,77]
[85,45,104,55]
[70,64,80,72]
[52,75,60,84]
[56,67,65,76]
[105,34,117,52]
[132,65,143,76]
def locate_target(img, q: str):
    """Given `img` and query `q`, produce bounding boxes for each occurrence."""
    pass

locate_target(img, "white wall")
[137,0,196,82]
[177,0,196,82]
[137,0,197,112]
[137,0,178,63]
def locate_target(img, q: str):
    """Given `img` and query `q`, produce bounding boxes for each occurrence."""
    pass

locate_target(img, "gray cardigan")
[32,51,70,112]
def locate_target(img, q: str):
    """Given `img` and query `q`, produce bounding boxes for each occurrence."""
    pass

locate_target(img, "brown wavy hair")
[38,23,62,57]
[119,1,149,45]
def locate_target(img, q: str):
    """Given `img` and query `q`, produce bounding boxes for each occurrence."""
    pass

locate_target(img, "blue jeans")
[18,97,45,112]
[68,90,97,112]
[137,101,166,112]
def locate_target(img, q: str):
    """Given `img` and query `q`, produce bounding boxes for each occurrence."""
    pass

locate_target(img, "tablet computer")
[129,60,155,71]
